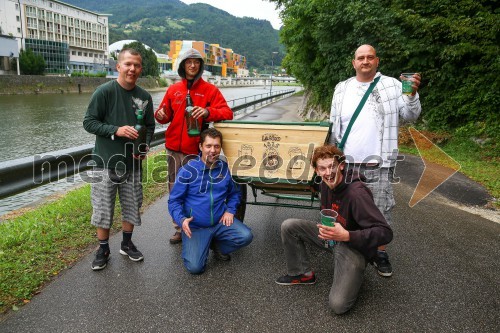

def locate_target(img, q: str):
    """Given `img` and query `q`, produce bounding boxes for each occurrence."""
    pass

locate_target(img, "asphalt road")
[1,96,499,333]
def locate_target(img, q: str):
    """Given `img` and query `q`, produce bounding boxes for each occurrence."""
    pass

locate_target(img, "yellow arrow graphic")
[408,127,461,207]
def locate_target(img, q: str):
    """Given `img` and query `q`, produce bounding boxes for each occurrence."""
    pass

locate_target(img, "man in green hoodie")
[83,48,155,271]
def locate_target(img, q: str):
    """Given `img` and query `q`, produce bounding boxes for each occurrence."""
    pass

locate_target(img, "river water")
[0,85,294,216]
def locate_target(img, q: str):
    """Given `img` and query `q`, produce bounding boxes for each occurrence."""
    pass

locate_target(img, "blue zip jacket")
[168,156,241,229]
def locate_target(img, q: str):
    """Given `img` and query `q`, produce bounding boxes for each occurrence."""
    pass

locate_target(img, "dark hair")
[311,144,345,168]
[200,128,223,145]
[118,48,142,62]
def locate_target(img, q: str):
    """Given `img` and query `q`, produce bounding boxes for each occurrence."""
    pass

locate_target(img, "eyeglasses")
[185,60,201,66]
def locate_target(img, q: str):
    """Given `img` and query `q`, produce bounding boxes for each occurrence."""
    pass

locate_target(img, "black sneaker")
[373,251,393,277]
[119,241,144,262]
[275,272,316,285]
[210,241,231,261]
[91,247,110,271]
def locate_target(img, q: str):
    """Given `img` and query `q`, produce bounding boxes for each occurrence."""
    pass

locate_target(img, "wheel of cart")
[214,121,331,222]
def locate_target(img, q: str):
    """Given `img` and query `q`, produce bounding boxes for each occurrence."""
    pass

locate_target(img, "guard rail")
[0,89,297,199]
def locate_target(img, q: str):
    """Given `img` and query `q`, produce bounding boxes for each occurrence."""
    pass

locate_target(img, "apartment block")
[0,0,110,74]
[168,40,246,77]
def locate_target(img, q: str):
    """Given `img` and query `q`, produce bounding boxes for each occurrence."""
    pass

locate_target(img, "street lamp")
[269,51,278,94]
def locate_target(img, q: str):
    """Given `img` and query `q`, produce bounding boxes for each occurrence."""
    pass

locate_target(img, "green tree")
[122,41,159,77]
[271,0,499,141]
[19,48,45,75]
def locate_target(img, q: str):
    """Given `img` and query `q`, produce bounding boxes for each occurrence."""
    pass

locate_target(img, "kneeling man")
[276,144,393,314]
[168,128,253,274]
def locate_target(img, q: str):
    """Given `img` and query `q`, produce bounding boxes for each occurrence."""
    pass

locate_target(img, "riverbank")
[0,75,160,95]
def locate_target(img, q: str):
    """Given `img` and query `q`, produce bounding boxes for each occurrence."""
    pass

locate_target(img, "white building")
[109,39,171,74]
[0,0,110,74]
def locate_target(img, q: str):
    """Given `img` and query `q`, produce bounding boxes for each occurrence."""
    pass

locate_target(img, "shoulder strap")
[338,76,380,150]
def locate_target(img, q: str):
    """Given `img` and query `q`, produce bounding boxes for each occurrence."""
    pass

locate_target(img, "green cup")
[320,209,337,248]
[320,209,337,226]
[401,73,415,95]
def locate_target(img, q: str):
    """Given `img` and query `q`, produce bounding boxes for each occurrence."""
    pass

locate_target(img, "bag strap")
[338,76,380,150]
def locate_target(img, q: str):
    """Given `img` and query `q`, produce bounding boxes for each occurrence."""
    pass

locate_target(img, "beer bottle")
[185,91,200,137]
[133,109,147,156]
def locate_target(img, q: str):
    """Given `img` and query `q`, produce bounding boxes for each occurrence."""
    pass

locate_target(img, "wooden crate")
[214,121,330,181]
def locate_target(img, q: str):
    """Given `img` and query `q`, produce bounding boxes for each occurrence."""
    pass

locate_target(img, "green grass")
[167,19,185,29]
[0,151,167,314]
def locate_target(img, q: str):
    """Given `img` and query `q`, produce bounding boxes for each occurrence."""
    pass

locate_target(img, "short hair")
[200,128,223,145]
[311,144,345,168]
[118,48,142,62]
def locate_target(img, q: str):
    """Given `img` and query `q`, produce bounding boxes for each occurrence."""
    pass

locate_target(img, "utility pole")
[269,51,278,94]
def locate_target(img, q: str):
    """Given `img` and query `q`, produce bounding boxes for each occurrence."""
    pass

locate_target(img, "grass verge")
[0,151,167,314]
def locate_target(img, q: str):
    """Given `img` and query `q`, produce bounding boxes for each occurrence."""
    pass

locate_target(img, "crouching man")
[168,128,253,274]
[275,144,393,314]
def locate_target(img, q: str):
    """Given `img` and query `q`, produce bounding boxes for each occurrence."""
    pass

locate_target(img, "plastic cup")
[401,73,415,95]
[320,209,337,248]
[320,209,337,226]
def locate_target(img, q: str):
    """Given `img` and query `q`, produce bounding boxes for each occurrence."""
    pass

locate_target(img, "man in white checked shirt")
[328,44,421,277]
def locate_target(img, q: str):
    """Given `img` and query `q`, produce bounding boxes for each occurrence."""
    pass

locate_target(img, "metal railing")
[0,89,298,199]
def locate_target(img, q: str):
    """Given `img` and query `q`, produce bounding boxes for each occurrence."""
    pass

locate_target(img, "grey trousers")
[281,218,367,314]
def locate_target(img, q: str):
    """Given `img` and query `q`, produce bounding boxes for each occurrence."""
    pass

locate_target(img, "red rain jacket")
[155,78,233,155]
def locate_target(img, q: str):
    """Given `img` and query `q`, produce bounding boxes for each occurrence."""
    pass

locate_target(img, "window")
[78,51,82,56]
[18,28,21,33]
[16,16,20,22]
[72,51,76,55]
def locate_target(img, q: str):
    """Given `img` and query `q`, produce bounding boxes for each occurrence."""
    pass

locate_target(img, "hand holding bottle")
[116,126,139,140]
[190,106,208,119]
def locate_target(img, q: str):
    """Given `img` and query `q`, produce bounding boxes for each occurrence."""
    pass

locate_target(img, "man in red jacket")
[155,48,233,244]
[275,144,393,314]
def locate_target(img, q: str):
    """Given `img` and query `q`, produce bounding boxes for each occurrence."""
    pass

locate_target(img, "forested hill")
[63,0,282,69]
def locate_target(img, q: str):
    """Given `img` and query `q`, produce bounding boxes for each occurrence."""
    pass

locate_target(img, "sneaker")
[210,241,231,261]
[169,231,182,244]
[119,241,144,262]
[275,272,316,285]
[373,251,393,277]
[91,247,110,271]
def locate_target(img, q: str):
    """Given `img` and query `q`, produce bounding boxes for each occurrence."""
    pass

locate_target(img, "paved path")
[1,96,499,333]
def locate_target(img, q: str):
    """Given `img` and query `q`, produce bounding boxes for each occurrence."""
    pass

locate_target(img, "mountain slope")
[63,0,282,69]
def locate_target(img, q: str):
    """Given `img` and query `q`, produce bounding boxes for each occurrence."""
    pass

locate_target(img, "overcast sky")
[179,0,282,29]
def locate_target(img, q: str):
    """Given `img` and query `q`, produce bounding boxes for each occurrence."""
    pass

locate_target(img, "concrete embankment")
[0,75,160,95]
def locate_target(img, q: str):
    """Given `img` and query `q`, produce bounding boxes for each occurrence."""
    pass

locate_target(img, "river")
[0,85,295,216]
[0,85,291,163]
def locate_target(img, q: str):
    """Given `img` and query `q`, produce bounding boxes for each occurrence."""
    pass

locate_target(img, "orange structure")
[168,40,246,77]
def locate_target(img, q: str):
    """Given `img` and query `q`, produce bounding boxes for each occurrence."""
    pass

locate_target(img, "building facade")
[109,39,171,75]
[168,40,246,77]
[0,0,110,74]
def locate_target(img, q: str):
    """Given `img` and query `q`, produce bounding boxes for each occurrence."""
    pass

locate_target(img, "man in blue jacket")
[168,128,253,274]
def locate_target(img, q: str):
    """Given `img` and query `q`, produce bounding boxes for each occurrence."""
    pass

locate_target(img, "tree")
[122,41,159,77]
[19,49,45,75]
[270,0,499,142]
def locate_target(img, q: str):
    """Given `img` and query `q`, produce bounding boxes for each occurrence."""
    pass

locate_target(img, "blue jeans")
[181,219,253,274]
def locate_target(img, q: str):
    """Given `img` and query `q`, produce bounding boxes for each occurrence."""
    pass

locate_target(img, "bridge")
[161,74,298,86]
